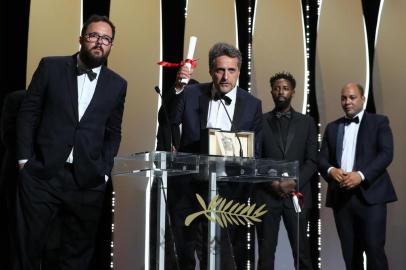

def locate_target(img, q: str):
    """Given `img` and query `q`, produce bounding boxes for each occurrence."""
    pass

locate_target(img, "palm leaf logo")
[185,194,268,228]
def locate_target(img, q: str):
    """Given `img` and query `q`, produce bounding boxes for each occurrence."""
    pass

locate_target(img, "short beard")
[79,46,107,68]
[274,97,292,112]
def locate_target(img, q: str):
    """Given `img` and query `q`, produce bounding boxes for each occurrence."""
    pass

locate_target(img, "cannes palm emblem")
[185,194,268,228]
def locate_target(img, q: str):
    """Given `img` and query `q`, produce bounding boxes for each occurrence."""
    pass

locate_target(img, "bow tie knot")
[275,111,291,119]
[344,116,359,125]
[76,66,97,81]
[213,92,232,105]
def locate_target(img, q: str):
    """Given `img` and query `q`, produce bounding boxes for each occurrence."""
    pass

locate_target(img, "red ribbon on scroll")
[291,191,304,208]
[157,58,197,68]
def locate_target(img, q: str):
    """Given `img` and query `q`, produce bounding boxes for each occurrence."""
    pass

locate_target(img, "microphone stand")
[217,95,244,158]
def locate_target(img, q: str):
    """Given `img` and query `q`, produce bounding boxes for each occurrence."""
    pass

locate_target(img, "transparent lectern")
[112,151,300,270]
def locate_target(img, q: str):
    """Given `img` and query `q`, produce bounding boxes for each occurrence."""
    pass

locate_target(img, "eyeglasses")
[83,32,113,46]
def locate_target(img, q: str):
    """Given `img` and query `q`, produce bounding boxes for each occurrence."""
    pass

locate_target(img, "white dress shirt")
[206,85,237,131]
[66,60,101,163]
[327,110,365,180]
[341,110,364,173]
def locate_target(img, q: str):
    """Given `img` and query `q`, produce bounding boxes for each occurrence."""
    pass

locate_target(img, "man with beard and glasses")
[255,72,317,269]
[14,15,126,270]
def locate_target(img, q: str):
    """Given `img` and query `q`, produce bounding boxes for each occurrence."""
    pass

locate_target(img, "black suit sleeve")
[253,100,263,158]
[103,81,127,176]
[169,88,186,150]
[318,123,334,182]
[361,116,393,185]
[298,117,318,190]
[170,88,185,126]
[16,59,47,160]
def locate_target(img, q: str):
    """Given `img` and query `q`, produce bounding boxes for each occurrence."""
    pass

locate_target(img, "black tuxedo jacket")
[260,110,318,208]
[319,112,397,207]
[171,83,262,156]
[16,55,127,188]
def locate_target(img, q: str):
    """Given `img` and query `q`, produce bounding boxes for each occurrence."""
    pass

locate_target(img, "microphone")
[215,92,244,157]
[154,86,175,151]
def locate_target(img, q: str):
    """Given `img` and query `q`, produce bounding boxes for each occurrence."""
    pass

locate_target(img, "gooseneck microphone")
[215,91,244,157]
[154,86,175,151]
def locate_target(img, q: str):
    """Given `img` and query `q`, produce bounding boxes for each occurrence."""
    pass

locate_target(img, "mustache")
[274,96,291,108]
[275,97,287,103]
[92,45,104,53]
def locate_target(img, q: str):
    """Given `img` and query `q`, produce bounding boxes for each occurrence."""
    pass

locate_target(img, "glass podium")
[112,151,300,270]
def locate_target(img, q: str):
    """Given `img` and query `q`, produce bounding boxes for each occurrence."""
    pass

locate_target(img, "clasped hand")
[271,179,296,198]
[329,168,362,189]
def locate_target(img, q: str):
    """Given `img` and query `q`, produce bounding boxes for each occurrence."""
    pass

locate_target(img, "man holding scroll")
[169,42,262,269]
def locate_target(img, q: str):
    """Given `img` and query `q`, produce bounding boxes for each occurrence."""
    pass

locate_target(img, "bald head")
[342,83,364,96]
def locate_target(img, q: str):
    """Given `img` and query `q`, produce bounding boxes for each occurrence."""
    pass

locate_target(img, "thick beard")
[274,97,292,111]
[79,46,107,68]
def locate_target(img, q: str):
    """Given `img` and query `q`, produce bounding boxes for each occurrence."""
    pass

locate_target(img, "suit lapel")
[354,112,367,169]
[335,119,345,167]
[284,112,298,154]
[232,88,245,131]
[65,55,79,121]
[266,112,284,154]
[199,85,211,129]
[80,66,109,123]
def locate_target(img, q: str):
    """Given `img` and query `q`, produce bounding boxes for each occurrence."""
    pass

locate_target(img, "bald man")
[319,83,397,270]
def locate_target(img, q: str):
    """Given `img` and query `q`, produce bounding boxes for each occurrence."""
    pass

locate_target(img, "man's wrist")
[174,83,185,94]
[357,171,365,181]
[327,166,334,175]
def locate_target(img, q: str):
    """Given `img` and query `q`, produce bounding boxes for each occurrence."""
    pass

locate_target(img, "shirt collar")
[273,107,293,114]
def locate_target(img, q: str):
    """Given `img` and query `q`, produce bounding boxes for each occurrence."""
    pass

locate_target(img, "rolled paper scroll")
[181,36,197,84]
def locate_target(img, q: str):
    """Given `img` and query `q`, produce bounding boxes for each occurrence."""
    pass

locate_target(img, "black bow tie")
[344,116,359,125]
[76,66,97,81]
[275,111,291,119]
[213,92,232,105]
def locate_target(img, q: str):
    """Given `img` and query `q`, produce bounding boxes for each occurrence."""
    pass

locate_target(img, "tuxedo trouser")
[256,207,313,270]
[14,164,106,270]
[333,193,388,270]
